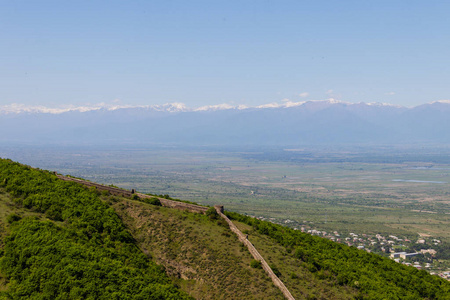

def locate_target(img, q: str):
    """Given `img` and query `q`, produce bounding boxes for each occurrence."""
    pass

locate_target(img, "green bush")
[206,207,219,220]
[0,158,192,299]
[225,210,450,299]
[250,259,262,269]
[143,197,162,206]
[270,264,281,277]
[6,213,21,224]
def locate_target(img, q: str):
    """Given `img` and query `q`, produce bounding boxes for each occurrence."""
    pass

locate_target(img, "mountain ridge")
[0,99,430,115]
[1,100,449,146]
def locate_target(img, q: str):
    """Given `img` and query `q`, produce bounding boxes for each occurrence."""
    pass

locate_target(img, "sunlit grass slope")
[110,199,285,299]
[226,212,450,300]
[0,159,191,299]
[1,158,449,299]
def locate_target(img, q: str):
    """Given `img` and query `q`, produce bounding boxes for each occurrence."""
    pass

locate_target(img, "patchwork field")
[2,145,450,244]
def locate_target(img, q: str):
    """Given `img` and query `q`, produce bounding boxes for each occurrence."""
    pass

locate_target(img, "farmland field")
[1,145,450,244]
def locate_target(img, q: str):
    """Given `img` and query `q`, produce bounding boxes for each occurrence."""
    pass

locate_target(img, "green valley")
[0,157,449,299]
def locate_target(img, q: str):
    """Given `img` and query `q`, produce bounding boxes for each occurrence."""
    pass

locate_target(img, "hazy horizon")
[2,1,450,110]
[1,98,450,115]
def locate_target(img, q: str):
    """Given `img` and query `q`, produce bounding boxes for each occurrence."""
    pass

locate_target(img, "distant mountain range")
[1,100,450,146]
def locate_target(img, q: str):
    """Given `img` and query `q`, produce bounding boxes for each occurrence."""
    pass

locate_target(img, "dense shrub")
[250,259,262,269]
[6,214,21,224]
[225,211,450,299]
[206,207,219,220]
[270,264,281,277]
[0,159,191,299]
[142,197,162,206]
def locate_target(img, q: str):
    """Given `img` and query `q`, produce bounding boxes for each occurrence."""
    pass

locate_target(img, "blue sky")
[1,1,450,108]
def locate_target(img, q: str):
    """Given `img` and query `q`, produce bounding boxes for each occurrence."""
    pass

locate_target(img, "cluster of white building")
[259,216,450,280]
[390,252,419,260]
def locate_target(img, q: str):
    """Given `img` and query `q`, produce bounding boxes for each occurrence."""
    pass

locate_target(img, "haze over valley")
[2,1,450,298]
[2,99,450,146]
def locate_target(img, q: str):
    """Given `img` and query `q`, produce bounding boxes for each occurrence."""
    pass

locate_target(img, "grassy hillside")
[227,211,450,299]
[110,198,361,299]
[110,199,285,299]
[231,220,359,299]
[111,194,450,299]
[0,159,191,299]
[1,158,449,299]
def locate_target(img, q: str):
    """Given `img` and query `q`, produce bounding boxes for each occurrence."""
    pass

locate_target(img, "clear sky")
[1,0,450,109]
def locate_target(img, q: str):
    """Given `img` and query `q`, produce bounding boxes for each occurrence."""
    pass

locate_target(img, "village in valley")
[251,216,450,281]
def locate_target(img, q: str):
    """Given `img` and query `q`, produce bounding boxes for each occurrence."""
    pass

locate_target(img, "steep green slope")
[227,212,450,299]
[1,158,450,299]
[110,197,364,299]
[231,220,359,299]
[111,199,285,299]
[109,194,450,299]
[0,159,191,299]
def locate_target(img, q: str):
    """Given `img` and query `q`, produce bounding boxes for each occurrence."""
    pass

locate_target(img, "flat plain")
[2,145,449,245]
